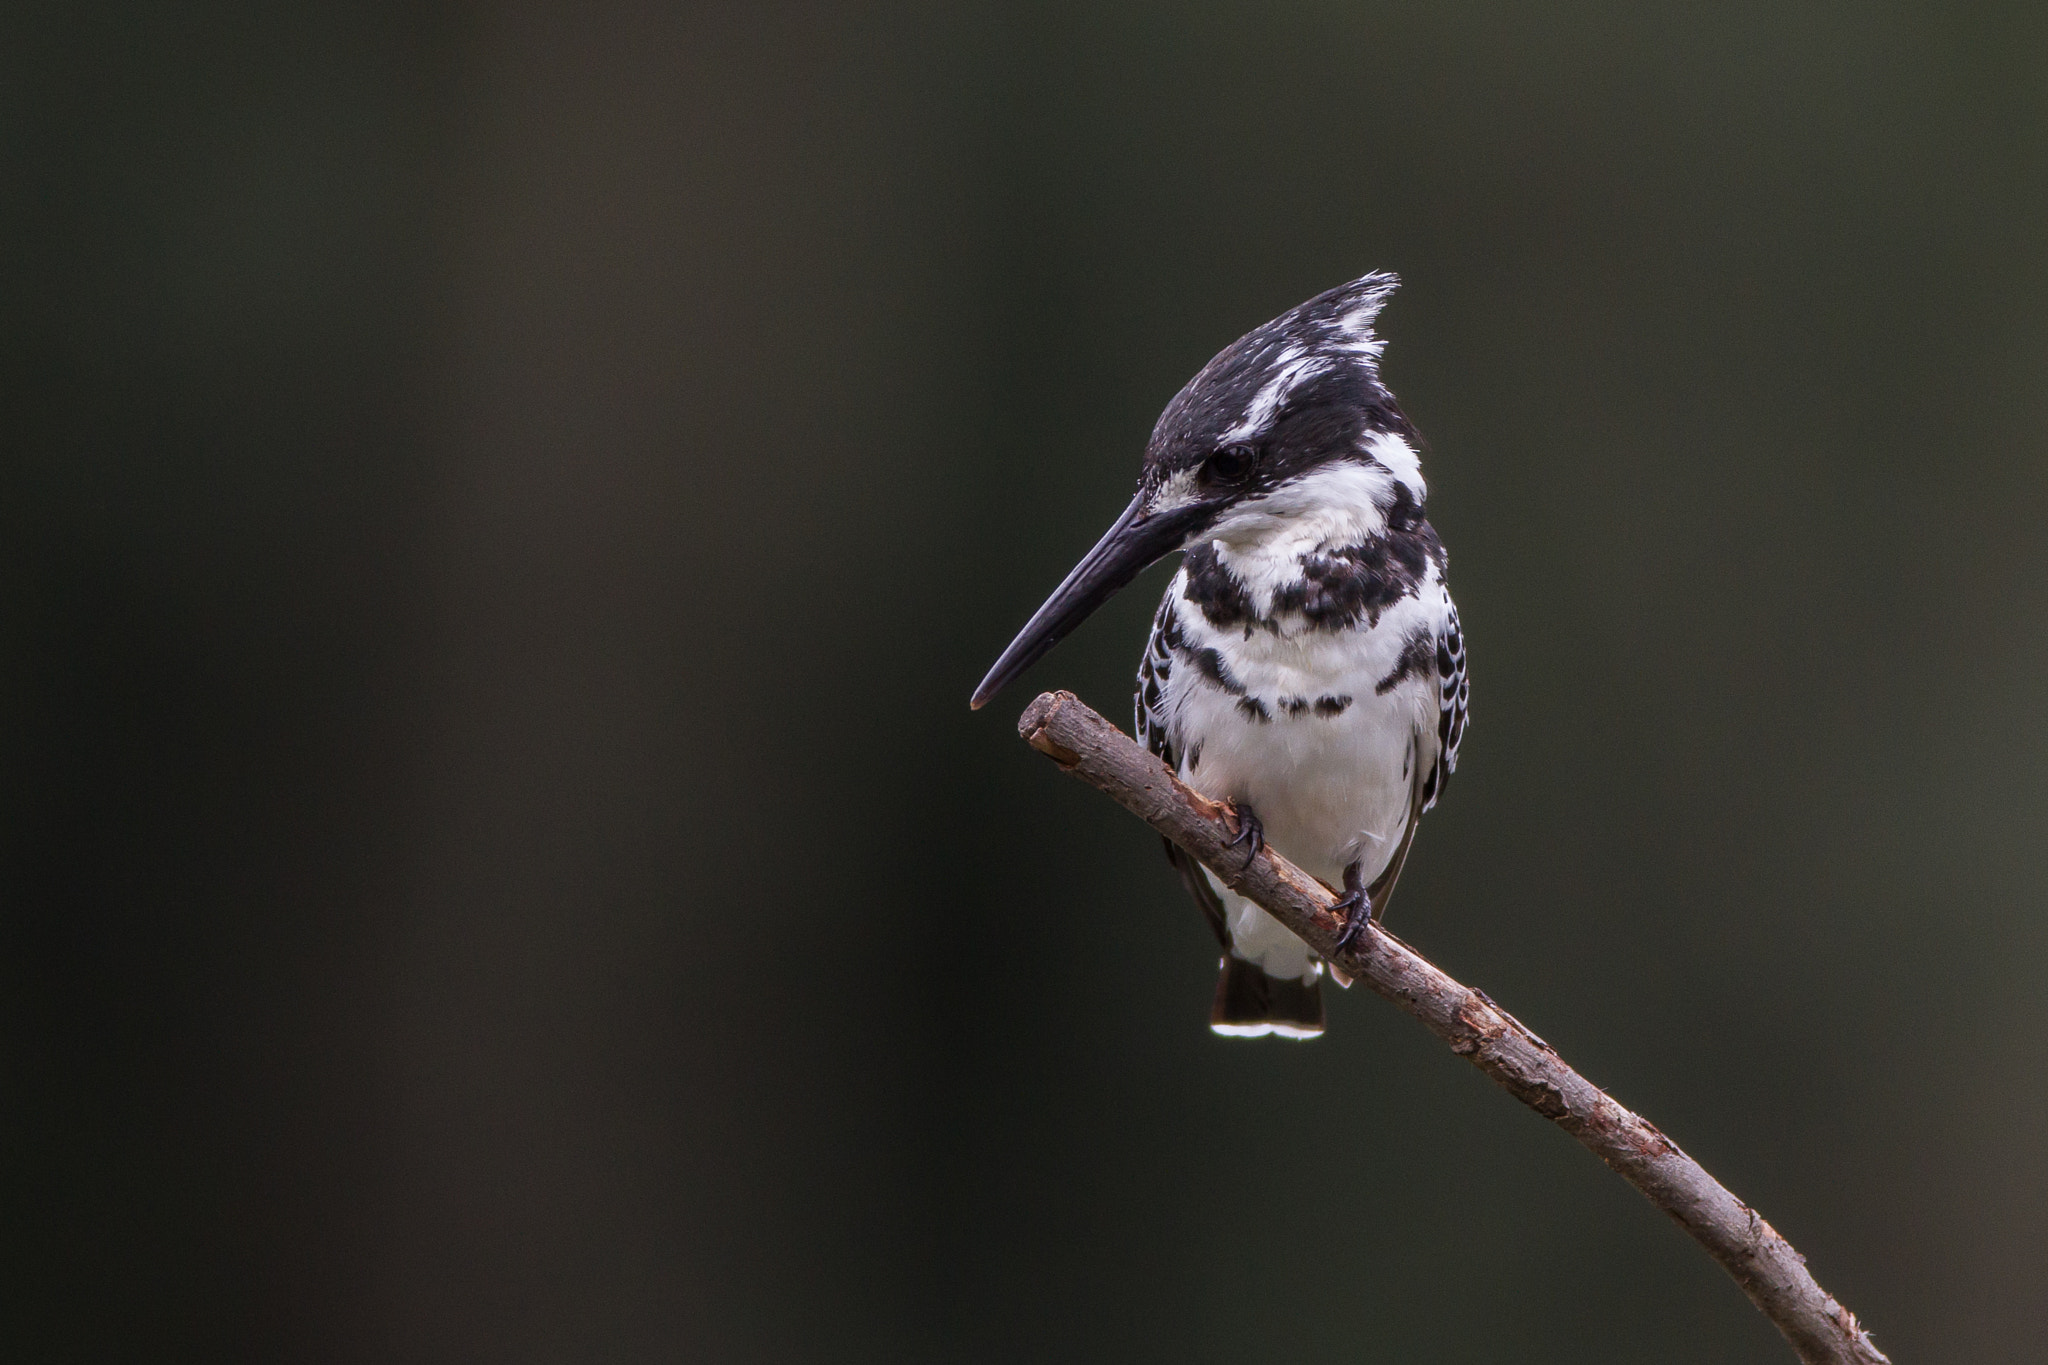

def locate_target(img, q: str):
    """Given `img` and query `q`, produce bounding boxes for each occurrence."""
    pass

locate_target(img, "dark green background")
[7,1,2045,1359]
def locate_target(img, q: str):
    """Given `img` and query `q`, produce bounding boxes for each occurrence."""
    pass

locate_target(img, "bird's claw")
[1226,804,1264,870]
[1330,861,1375,953]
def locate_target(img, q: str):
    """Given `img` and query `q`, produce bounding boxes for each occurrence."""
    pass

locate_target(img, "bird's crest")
[1148,272,1409,466]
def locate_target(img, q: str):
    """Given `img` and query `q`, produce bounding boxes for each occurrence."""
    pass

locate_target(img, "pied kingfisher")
[972,274,1468,1039]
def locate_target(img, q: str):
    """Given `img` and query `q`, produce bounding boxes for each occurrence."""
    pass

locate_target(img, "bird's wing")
[1135,591,1178,770]
[1369,600,1467,927]
[1422,600,1468,812]
[1136,592,1231,950]
[1366,757,1427,924]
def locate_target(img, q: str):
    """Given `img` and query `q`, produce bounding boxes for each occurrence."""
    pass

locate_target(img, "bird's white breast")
[1165,568,1447,889]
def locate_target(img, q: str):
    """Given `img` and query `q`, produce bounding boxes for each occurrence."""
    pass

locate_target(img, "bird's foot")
[1330,861,1375,954]
[1226,803,1264,870]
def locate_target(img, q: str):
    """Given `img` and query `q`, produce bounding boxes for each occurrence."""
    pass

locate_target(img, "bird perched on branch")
[972,274,1467,1039]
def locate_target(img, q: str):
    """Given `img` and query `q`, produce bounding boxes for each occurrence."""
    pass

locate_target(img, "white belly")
[1170,600,1439,883]
[1180,680,1421,886]
[1164,576,1446,980]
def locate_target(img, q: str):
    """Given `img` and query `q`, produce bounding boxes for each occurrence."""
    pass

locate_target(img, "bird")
[971,273,1467,1039]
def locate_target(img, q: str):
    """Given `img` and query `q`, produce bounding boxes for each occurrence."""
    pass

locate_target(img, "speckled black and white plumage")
[1130,274,1467,1038]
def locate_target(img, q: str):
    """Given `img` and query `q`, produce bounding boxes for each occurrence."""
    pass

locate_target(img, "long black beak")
[970,496,1205,710]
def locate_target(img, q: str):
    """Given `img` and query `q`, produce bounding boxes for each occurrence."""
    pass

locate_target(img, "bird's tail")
[1210,955,1325,1039]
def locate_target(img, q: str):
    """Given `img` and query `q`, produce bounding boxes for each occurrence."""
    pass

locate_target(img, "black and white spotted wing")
[1358,600,1467,925]
[1423,602,1468,811]
[1134,592,1230,949]
[1135,592,1179,769]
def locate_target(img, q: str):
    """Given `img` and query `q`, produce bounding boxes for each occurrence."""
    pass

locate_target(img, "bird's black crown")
[1140,273,1418,504]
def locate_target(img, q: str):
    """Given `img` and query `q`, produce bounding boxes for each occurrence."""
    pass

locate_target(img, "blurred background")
[5,1,2046,1359]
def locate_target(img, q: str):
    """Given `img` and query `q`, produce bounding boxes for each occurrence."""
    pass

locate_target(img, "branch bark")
[1017,689,1888,1365]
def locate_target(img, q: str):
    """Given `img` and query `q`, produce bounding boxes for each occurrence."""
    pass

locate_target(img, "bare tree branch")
[1017,689,1888,1365]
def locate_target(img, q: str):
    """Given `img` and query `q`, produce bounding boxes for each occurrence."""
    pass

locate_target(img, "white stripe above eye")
[1221,349,1332,443]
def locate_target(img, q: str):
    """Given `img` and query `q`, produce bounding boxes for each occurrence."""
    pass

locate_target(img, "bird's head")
[971,272,1420,709]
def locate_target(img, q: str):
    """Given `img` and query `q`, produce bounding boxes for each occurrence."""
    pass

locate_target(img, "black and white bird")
[971,274,1467,1039]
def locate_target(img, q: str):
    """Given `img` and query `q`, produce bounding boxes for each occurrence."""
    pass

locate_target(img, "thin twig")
[1017,690,1888,1365]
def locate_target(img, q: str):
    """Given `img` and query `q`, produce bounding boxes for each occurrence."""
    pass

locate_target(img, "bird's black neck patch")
[1182,520,1446,634]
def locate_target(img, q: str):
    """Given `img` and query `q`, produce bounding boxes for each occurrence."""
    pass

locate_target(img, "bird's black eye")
[1201,444,1258,486]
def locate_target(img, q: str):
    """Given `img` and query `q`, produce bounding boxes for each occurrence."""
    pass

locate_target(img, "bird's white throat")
[1202,443,1423,619]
